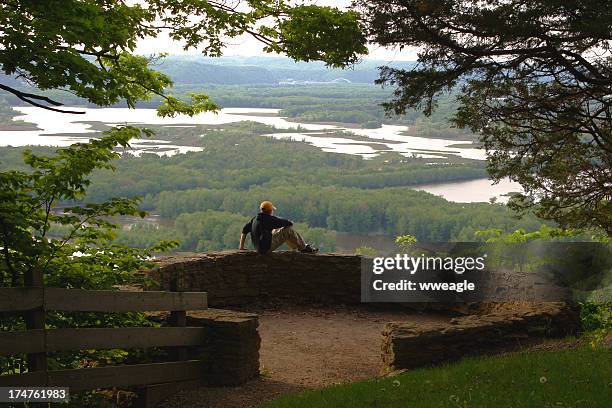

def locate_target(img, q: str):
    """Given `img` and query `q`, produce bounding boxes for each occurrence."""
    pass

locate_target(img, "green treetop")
[357,0,612,235]
[0,0,367,116]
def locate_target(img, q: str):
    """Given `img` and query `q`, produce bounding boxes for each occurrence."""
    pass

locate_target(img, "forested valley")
[0,118,544,253]
[0,56,559,253]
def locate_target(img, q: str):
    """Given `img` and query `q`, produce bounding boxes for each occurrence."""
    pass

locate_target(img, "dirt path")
[159,304,450,408]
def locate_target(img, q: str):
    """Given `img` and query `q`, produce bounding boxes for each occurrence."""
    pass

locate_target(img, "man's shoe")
[300,244,319,254]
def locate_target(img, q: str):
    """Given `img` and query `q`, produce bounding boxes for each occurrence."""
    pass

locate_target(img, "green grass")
[260,347,611,408]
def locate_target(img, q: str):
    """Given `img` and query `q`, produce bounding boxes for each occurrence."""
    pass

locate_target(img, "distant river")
[415,178,521,203]
[1,106,486,159]
[0,106,519,202]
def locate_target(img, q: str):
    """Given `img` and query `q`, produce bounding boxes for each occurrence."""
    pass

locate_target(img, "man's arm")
[270,215,293,229]
[239,233,247,250]
[239,220,252,250]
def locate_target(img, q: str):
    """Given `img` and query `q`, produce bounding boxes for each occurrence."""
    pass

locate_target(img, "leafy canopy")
[0,0,367,115]
[0,127,177,288]
[0,128,179,378]
[357,0,612,235]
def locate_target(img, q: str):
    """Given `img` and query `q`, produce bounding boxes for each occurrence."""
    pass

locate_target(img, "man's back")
[243,212,292,254]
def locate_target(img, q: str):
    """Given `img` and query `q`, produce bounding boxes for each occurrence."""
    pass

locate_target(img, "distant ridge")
[157,55,416,85]
[157,60,278,85]
[1,56,416,88]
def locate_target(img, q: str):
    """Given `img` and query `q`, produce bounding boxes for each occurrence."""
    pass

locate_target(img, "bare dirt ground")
[158,304,451,408]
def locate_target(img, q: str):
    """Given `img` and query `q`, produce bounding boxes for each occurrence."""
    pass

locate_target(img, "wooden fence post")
[168,275,187,361]
[135,273,192,408]
[23,267,47,373]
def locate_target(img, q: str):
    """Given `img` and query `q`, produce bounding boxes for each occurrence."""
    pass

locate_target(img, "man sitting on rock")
[239,200,318,254]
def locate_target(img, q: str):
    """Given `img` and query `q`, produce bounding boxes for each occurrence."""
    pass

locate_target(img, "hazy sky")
[134,0,419,62]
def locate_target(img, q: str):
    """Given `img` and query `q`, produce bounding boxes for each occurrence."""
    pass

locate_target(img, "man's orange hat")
[260,200,276,213]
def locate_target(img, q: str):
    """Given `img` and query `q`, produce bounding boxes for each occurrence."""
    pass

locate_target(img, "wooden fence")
[0,282,208,407]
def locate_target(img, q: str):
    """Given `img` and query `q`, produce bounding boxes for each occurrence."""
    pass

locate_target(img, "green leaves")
[0,124,180,373]
[263,5,368,68]
[0,126,176,288]
[1,1,367,115]
[396,234,418,252]
[474,226,581,243]
[157,93,219,117]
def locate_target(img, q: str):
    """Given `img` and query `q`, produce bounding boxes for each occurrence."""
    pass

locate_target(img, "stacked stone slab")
[150,251,470,313]
[150,251,362,306]
[381,302,580,373]
[186,309,260,386]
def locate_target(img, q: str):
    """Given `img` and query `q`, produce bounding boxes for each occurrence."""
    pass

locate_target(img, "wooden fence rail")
[0,287,208,312]
[0,285,209,407]
[0,327,208,356]
[0,287,42,311]
[0,361,206,391]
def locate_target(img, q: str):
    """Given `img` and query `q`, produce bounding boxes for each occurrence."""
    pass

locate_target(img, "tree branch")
[0,83,85,114]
